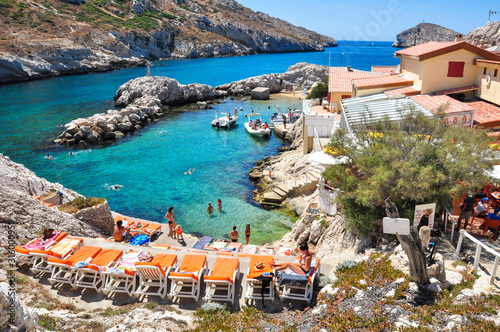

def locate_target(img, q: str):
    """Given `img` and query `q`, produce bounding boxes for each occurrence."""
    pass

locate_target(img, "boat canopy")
[248,113,261,116]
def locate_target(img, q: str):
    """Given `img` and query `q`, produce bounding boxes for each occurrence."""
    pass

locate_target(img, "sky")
[237,0,499,41]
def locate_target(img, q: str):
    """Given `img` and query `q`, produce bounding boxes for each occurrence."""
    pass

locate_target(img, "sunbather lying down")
[270,243,312,275]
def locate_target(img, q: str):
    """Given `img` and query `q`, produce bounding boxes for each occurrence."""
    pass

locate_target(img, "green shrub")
[38,315,59,331]
[306,75,329,99]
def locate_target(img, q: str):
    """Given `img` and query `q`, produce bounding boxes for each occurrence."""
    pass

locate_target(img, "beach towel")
[240,245,258,255]
[129,235,149,246]
[277,247,293,256]
[193,236,213,250]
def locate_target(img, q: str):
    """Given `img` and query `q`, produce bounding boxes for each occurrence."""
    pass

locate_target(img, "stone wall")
[75,201,115,235]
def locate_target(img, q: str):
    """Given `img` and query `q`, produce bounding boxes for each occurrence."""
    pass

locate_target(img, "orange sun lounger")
[30,236,84,275]
[278,258,321,304]
[168,254,207,302]
[134,253,178,300]
[114,216,162,241]
[203,257,240,304]
[245,255,276,303]
[72,249,123,293]
[15,231,67,265]
[102,250,149,296]
[48,246,102,285]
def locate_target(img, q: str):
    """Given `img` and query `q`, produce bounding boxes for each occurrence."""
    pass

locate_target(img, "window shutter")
[447,62,465,77]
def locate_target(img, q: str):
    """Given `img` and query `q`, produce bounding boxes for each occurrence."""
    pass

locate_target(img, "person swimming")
[45,154,53,160]
[184,168,195,175]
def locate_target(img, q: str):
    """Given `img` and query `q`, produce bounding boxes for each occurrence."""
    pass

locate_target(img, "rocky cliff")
[464,21,500,48]
[0,0,336,83]
[0,154,101,244]
[392,23,461,48]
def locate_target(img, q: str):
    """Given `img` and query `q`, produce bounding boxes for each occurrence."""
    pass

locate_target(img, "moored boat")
[211,112,238,128]
[244,113,271,137]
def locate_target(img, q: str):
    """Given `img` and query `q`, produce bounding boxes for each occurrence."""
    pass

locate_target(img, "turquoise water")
[0,41,399,244]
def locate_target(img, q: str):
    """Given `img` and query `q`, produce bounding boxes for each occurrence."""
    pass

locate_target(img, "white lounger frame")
[202,264,239,303]
[168,261,206,302]
[30,242,81,276]
[72,254,122,293]
[103,270,137,296]
[278,262,320,304]
[245,268,276,304]
[134,259,177,300]
[15,237,56,265]
[48,257,92,286]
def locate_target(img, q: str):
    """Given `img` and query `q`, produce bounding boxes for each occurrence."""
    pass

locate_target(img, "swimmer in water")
[69,152,74,156]
[45,154,53,160]
[184,168,195,175]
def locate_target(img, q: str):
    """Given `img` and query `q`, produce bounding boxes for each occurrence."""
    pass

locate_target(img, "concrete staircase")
[261,167,323,205]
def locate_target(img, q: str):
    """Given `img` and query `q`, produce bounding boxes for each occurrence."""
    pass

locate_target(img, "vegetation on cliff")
[0,0,335,58]
[323,107,494,235]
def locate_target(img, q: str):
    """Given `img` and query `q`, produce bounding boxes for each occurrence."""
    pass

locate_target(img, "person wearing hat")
[474,197,489,218]
[457,191,477,231]
[270,243,312,275]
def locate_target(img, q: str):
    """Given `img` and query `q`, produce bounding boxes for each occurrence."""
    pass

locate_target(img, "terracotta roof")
[432,85,479,95]
[352,75,413,89]
[410,94,475,114]
[475,59,500,66]
[394,41,500,62]
[329,67,385,93]
[465,101,500,127]
[384,86,421,97]
[371,66,397,74]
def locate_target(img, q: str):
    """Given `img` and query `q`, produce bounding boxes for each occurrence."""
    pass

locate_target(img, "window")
[483,68,487,75]
[495,69,498,77]
[447,61,465,77]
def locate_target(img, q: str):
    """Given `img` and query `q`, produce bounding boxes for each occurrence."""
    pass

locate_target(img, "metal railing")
[454,229,500,283]
[312,127,323,153]
[444,207,458,243]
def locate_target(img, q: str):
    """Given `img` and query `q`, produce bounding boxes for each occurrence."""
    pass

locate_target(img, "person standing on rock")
[282,114,287,128]
[268,165,272,179]
[165,206,176,239]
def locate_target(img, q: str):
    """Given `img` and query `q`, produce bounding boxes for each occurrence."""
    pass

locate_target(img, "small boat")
[211,112,238,128]
[270,112,289,128]
[244,113,271,137]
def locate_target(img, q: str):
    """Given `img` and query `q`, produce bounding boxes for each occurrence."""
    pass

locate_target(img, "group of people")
[249,119,269,131]
[457,188,500,232]
[206,199,222,215]
[229,224,252,245]
[164,206,183,240]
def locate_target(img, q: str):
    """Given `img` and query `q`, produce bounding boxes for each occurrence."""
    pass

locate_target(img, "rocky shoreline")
[54,62,328,146]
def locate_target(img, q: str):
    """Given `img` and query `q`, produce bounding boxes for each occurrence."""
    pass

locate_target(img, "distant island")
[392,23,460,48]
[0,0,336,83]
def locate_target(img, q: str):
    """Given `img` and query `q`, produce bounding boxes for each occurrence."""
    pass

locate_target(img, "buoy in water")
[244,114,247,117]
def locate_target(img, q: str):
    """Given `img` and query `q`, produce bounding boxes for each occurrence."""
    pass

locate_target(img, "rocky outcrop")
[0,0,336,84]
[216,62,329,95]
[392,23,461,48]
[0,282,38,332]
[0,154,101,243]
[55,95,166,146]
[464,21,500,49]
[114,76,226,107]
[0,48,147,84]
[75,201,115,235]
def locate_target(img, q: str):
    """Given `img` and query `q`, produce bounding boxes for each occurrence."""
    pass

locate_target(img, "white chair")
[168,254,207,302]
[134,253,178,300]
[203,257,239,304]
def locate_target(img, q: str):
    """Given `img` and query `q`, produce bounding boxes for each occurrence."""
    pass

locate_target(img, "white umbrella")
[308,151,349,166]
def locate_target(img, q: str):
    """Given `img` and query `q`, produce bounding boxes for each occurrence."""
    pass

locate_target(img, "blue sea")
[0,41,399,244]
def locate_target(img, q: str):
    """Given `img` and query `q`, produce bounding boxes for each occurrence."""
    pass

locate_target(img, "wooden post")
[384,198,430,284]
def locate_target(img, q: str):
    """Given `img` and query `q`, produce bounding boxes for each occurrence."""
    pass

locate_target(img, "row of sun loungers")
[16,234,320,304]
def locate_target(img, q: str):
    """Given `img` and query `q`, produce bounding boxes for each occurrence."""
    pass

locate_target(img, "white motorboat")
[244,113,271,137]
[211,112,238,128]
